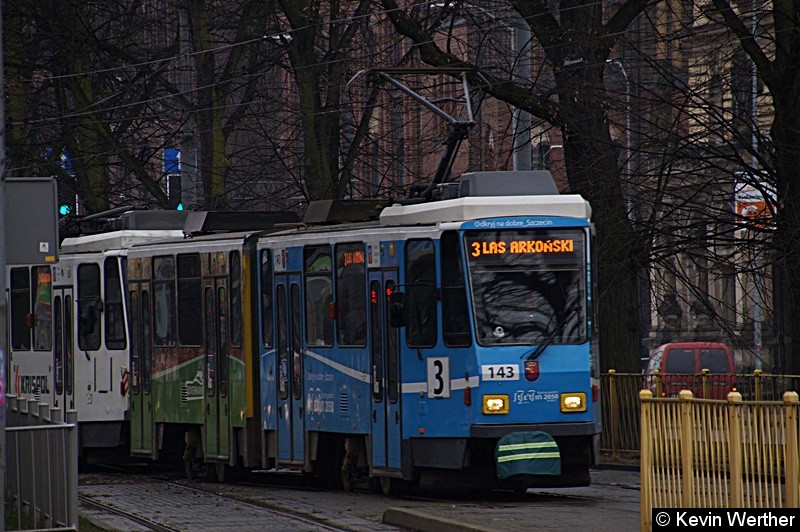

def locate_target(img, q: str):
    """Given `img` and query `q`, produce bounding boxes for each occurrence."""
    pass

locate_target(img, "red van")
[645,342,736,399]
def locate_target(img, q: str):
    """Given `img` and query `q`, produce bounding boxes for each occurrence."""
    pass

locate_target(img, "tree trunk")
[769,92,800,373]
[557,67,643,372]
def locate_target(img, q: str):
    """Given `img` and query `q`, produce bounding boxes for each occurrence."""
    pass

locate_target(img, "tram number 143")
[481,364,520,381]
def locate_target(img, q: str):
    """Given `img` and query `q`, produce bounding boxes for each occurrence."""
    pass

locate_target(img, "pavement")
[381,466,641,532]
[80,465,641,532]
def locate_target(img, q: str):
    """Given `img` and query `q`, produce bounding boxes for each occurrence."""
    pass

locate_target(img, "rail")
[601,370,800,459]
[639,390,800,530]
[4,395,78,531]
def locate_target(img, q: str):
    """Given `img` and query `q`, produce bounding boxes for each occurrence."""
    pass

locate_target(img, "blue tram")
[256,170,600,494]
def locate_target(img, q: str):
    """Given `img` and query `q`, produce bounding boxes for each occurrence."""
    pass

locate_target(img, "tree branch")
[381,0,561,124]
[711,0,775,86]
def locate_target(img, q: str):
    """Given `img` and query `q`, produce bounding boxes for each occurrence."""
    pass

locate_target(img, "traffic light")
[59,204,72,216]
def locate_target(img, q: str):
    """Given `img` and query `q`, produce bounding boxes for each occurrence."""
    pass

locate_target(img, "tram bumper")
[495,431,560,478]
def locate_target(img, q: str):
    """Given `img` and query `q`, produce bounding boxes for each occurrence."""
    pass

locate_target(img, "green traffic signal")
[59,204,72,216]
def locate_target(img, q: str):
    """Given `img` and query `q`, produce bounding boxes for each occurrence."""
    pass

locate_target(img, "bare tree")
[4,0,175,212]
[267,0,390,202]
[381,0,655,371]
[691,1,800,372]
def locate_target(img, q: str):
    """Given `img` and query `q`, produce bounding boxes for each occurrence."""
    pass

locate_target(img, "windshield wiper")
[522,304,581,361]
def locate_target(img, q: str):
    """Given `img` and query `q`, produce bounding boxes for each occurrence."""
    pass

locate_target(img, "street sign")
[3,177,59,264]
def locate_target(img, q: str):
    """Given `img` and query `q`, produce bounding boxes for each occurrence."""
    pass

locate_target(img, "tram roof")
[60,229,187,254]
[378,194,591,226]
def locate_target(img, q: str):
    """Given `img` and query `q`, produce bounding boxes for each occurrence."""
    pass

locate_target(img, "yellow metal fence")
[601,371,800,459]
[639,390,800,530]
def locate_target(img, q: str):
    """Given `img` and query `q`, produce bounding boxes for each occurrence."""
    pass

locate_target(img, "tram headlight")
[482,394,509,415]
[560,392,587,413]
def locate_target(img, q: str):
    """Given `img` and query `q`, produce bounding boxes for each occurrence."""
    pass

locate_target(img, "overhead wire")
[5,0,771,174]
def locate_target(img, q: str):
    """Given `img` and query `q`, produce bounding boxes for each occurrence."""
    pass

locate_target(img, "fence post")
[679,390,695,508]
[66,409,79,530]
[701,369,709,399]
[753,369,762,401]
[728,391,743,508]
[609,369,619,461]
[655,369,662,397]
[639,390,653,532]
[784,391,799,508]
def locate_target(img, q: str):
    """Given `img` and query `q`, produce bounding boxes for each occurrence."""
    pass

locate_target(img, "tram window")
[31,266,53,351]
[78,264,101,351]
[104,258,126,350]
[65,295,74,396]
[54,296,64,395]
[130,290,140,394]
[177,254,202,346]
[405,239,437,347]
[142,291,153,394]
[230,251,243,347]
[370,280,383,401]
[465,229,586,346]
[152,256,177,347]
[205,286,216,398]
[386,280,399,403]
[218,286,228,397]
[336,243,367,347]
[260,250,274,348]
[441,231,471,347]
[291,284,302,400]
[10,267,31,350]
[304,246,333,347]
[277,284,288,400]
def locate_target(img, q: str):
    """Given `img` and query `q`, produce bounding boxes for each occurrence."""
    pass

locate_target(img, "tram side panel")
[258,239,375,471]
[7,264,57,408]
[69,254,130,450]
[132,242,259,471]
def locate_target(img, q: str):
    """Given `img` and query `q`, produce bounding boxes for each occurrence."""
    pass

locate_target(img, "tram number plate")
[427,357,451,398]
[481,364,520,381]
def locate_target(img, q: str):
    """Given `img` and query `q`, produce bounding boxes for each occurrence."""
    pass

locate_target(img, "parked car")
[645,342,737,399]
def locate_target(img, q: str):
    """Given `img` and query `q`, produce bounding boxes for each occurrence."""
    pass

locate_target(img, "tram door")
[275,275,305,465]
[129,285,154,456]
[369,271,402,470]
[203,279,231,460]
[52,287,75,411]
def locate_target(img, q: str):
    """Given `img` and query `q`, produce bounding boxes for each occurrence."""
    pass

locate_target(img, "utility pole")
[180,6,198,210]
[1,2,8,527]
[750,3,762,371]
[512,15,531,171]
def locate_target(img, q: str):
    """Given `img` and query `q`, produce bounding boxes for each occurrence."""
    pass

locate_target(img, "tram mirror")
[388,291,406,328]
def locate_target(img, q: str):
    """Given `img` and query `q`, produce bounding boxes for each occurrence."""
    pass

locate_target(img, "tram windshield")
[464,229,587,346]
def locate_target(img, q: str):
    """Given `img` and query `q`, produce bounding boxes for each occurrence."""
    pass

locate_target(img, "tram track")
[79,494,181,532]
[80,462,642,531]
[81,463,379,531]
